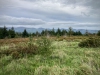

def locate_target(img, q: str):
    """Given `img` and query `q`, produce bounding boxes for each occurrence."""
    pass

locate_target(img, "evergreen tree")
[77,31,82,35]
[56,28,61,36]
[74,31,82,36]
[41,30,45,36]
[68,27,73,36]
[62,29,67,36]
[51,28,55,36]
[8,27,15,38]
[97,30,100,36]
[0,28,3,39]
[22,29,29,37]
[36,31,39,37]
[45,29,49,37]
[2,26,9,38]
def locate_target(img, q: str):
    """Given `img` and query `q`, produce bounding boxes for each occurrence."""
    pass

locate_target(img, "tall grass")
[0,37,100,75]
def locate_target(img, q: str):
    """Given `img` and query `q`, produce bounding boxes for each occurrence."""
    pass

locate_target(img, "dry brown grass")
[0,38,28,45]
[0,36,99,46]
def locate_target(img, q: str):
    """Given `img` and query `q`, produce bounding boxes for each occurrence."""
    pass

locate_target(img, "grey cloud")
[46,22,100,30]
[85,0,100,9]
[0,0,100,30]
[0,0,99,19]
[0,15,45,25]
[58,0,100,8]
[0,0,18,9]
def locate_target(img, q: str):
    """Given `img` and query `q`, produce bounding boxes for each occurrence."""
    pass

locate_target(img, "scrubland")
[0,36,100,75]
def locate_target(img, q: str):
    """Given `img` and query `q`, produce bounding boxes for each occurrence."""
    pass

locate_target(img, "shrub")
[16,36,38,57]
[57,37,64,41]
[11,51,20,59]
[36,37,52,55]
[78,37,100,48]
[0,37,38,58]
[0,44,38,58]
[17,45,38,55]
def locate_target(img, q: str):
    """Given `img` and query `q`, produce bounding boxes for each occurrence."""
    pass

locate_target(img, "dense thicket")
[0,26,99,39]
[78,38,100,48]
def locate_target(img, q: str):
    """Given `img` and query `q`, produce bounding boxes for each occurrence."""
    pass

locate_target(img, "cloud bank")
[0,0,100,30]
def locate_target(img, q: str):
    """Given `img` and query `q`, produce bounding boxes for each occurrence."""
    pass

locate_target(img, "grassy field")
[0,36,100,75]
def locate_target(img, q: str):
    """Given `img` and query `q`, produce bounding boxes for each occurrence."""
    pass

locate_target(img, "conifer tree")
[8,27,15,38]
[22,29,29,37]
[97,30,100,36]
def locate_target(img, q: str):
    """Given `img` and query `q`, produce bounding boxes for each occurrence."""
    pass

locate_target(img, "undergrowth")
[0,37,100,75]
[0,37,52,59]
[78,37,100,48]
[36,37,52,56]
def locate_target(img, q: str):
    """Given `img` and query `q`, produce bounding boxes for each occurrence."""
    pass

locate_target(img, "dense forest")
[0,26,100,39]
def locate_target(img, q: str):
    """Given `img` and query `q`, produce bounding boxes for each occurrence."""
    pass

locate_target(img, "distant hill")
[8,27,98,34]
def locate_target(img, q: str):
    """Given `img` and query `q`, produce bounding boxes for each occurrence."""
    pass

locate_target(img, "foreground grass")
[0,39,100,75]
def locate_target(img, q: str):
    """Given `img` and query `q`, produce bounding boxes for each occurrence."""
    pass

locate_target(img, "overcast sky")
[0,0,100,30]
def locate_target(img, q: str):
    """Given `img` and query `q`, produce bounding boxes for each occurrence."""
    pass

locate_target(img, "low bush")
[0,37,38,59]
[0,44,38,59]
[0,37,52,58]
[36,37,52,56]
[78,37,100,48]
[57,37,65,41]
[17,45,38,55]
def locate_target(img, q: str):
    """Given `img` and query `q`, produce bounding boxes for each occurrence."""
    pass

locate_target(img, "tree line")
[0,26,100,39]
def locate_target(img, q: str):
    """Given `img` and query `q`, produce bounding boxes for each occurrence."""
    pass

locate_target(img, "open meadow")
[0,36,100,75]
